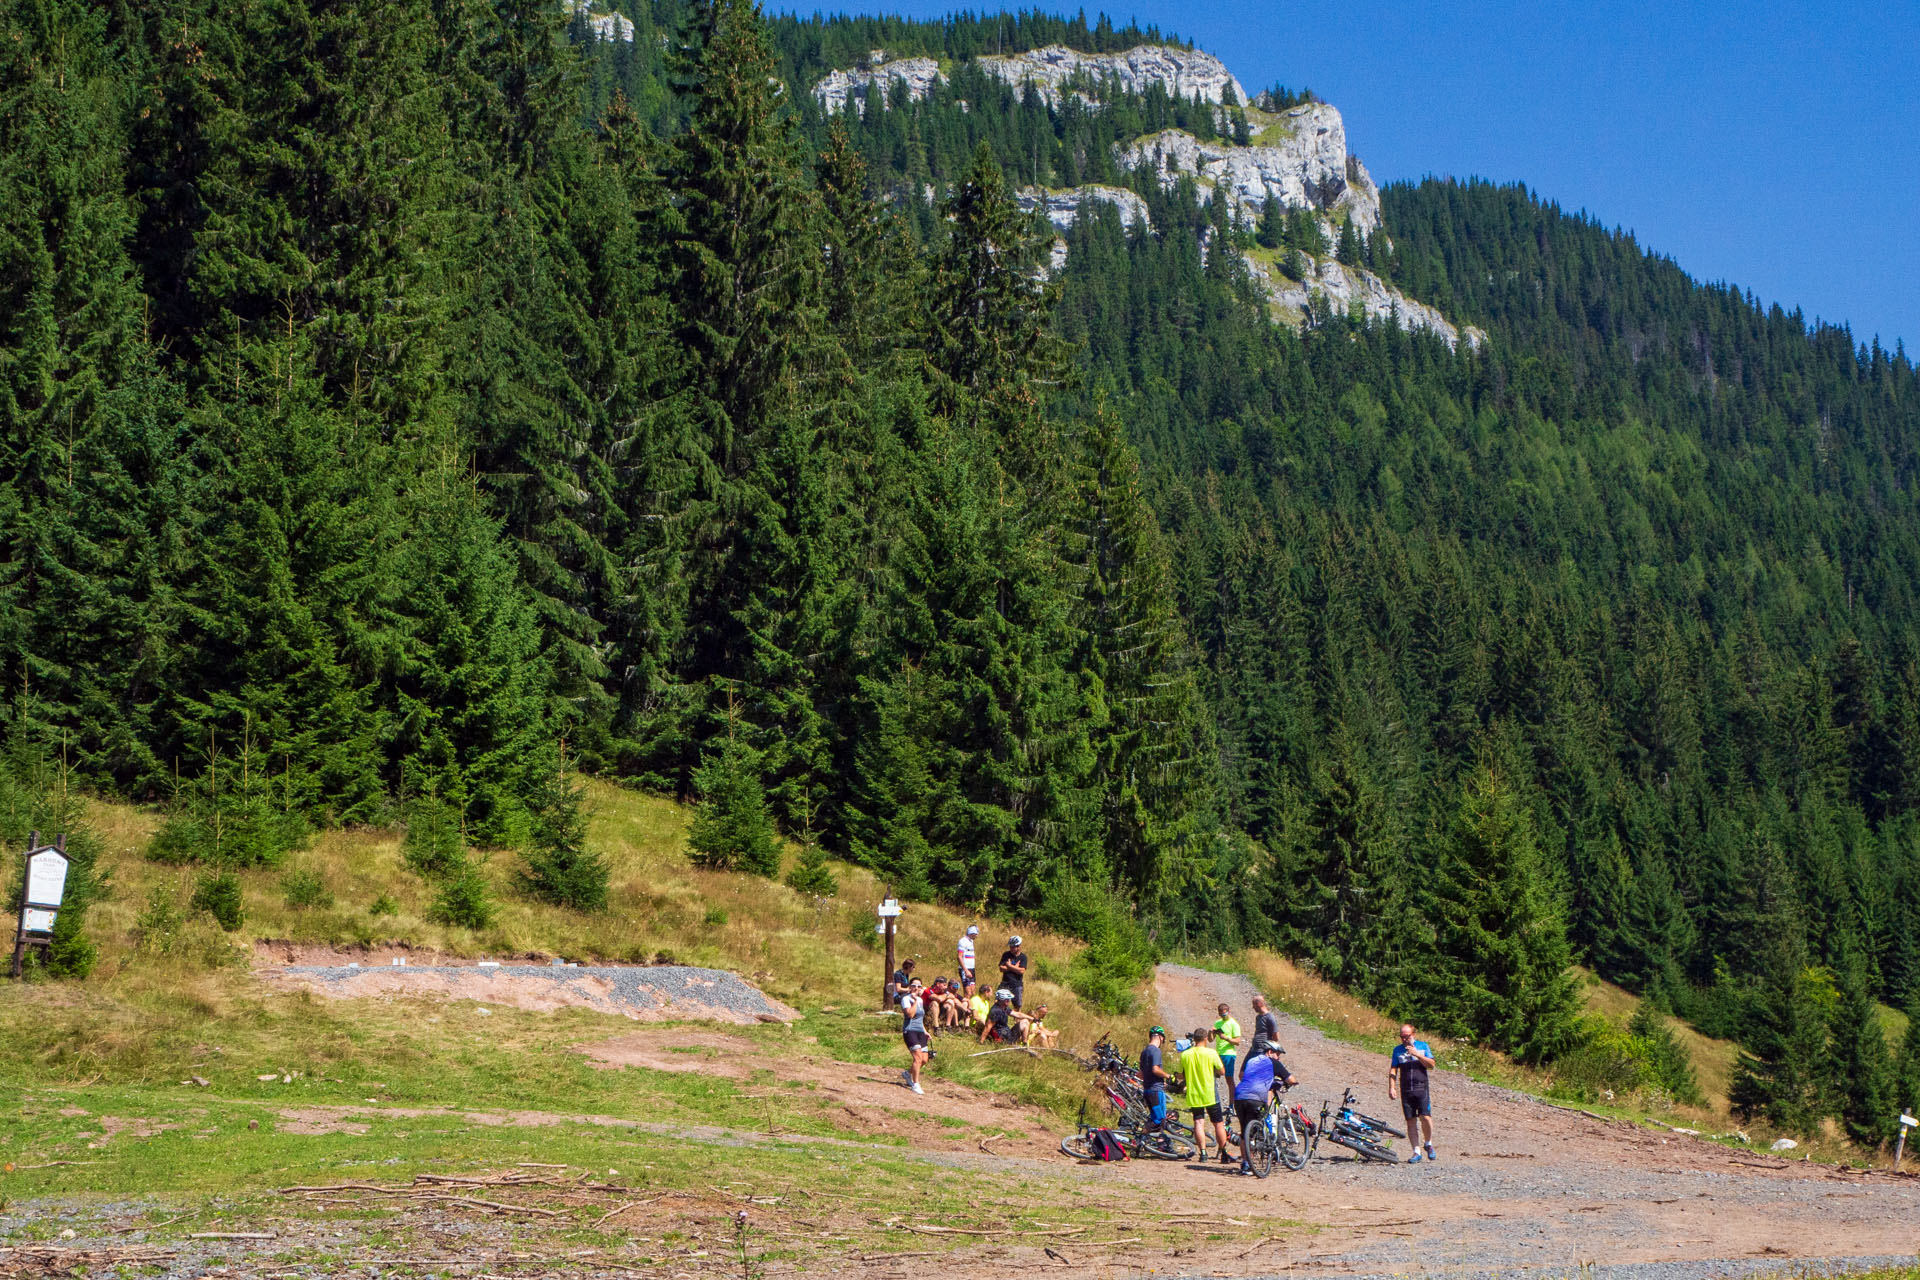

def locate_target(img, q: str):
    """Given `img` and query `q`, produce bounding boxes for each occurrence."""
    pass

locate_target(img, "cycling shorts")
[1145,1090,1168,1125]
[1189,1102,1223,1123]
[903,1029,930,1052]
[1233,1098,1267,1129]
[1400,1089,1431,1120]
[1219,1052,1237,1080]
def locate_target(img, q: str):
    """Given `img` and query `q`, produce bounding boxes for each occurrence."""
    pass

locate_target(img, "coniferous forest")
[5,0,1920,1137]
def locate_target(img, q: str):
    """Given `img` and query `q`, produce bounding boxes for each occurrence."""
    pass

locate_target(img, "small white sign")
[24,848,68,908]
[22,908,57,935]
[1901,1114,1918,1128]
[876,899,903,918]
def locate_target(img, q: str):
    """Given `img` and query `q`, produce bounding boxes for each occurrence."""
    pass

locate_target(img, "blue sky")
[776,0,1919,349]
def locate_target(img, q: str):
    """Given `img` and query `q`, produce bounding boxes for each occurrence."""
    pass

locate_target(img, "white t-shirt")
[958,935,976,968]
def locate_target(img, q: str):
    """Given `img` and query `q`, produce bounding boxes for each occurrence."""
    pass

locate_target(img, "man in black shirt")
[1139,1026,1171,1127]
[998,936,1029,1010]
[978,989,1016,1044]
[1249,996,1281,1057]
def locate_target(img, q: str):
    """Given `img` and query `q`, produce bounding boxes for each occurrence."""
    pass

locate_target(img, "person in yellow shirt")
[1177,1028,1230,1163]
[965,981,990,1030]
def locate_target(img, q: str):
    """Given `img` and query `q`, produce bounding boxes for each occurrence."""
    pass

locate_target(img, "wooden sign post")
[1897,1114,1917,1171]
[11,831,69,978]
[877,897,903,1009]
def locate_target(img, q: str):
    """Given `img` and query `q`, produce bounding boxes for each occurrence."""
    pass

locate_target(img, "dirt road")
[1146,962,1920,1278]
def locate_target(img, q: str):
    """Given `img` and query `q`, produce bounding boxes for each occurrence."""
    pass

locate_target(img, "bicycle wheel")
[1333,1131,1397,1164]
[1275,1117,1309,1172]
[1060,1132,1095,1160]
[1245,1125,1274,1178]
[1353,1112,1407,1139]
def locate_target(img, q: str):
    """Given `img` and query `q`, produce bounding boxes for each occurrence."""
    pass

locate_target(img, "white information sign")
[876,898,903,918]
[24,848,68,907]
[21,908,56,935]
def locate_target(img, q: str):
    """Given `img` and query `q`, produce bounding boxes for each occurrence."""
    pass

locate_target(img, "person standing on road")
[1214,1002,1242,1084]
[1139,1026,1172,1129]
[1249,996,1280,1058]
[1179,1027,1230,1163]
[899,981,929,1095]
[957,925,979,987]
[998,936,1029,1010]
[1388,1022,1436,1163]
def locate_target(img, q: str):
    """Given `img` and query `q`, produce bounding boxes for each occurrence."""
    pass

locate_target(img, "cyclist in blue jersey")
[1388,1023,1436,1162]
[1231,1044,1298,1175]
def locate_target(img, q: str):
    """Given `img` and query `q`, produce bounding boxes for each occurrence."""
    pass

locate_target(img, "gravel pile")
[269,962,799,1024]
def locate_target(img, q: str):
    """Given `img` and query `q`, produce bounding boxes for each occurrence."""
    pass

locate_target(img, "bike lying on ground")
[1060,1102,1198,1161]
[1314,1088,1400,1163]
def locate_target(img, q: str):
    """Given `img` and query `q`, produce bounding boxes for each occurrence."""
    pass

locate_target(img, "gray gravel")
[279,961,797,1021]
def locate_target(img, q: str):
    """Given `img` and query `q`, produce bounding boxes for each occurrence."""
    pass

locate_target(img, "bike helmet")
[1148,1026,1166,1038]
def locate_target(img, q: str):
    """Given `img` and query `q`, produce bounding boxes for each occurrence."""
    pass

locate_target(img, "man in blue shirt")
[1388,1023,1436,1163]
[1231,1045,1298,1175]
[1138,1027,1171,1127]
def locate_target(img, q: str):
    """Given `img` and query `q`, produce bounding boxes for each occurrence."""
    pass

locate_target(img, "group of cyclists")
[889,928,1057,1095]
[887,934,1441,1171]
[1127,1001,1440,1172]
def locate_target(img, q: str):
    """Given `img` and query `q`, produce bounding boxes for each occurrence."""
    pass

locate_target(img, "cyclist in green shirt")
[1177,1028,1231,1163]
[1214,1002,1242,1086]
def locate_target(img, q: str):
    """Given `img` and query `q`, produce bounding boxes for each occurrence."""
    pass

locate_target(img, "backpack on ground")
[1087,1127,1130,1162]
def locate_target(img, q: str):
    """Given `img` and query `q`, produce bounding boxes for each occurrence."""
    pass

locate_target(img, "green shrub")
[190,873,245,932]
[1548,1017,1648,1102]
[134,885,186,953]
[1039,877,1158,1015]
[282,867,334,910]
[518,771,608,911]
[785,843,838,897]
[431,861,496,930]
[368,893,399,918]
[403,797,467,879]
[1629,1003,1705,1106]
[687,734,781,876]
[704,905,729,926]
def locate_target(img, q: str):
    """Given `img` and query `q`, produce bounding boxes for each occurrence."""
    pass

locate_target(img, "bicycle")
[1238,1085,1309,1178]
[1060,1103,1198,1161]
[1315,1089,1399,1164]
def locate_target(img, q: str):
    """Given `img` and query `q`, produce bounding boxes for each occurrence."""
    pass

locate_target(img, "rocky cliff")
[812,53,945,115]
[1017,184,1153,235]
[1116,103,1380,234]
[976,44,1249,108]
[1244,252,1485,350]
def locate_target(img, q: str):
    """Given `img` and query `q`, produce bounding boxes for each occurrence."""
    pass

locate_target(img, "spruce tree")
[687,729,782,877]
[1894,995,1920,1120]
[1831,955,1897,1145]
[1425,765,1581,1062]
[1729,932,1833,1133]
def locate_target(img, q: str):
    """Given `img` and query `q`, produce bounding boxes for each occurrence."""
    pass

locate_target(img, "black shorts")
[1401,1090,1431,1120]
[1005,984,1023,1009]
[903,1029,929,1051]
[1233,1098,1267,1128]
[1189,1102,1223,1123]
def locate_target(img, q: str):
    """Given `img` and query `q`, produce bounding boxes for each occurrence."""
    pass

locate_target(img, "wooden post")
[1895,1127,1906,1171]
[10,831,37,979]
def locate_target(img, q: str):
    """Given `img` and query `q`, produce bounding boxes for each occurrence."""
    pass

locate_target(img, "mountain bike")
[1316,1090,1398,1163]
[1239,1086,1308,1177]
[1060,1103,1197,1161]
[1335,1087,1406,1140]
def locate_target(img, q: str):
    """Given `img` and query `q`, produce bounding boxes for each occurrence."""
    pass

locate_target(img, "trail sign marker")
[877,898,903,1008]
[11,831,69,977]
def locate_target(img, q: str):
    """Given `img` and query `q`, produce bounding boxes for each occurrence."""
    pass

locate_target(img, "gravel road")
[1154,963,1920,1279]
[267,962,799,1023]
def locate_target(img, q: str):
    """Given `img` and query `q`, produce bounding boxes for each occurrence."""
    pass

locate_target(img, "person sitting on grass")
[1018,1004,1057,1048]
[930,977,965,1030]
[978,988,1018,1044]
[965,981,989,1030]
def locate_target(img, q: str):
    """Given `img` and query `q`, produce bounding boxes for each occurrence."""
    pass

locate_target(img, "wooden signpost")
[11,831,69,978]
[877,896,903,1009]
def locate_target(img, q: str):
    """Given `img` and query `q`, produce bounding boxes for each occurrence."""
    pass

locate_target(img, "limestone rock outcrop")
[561,0,633,42]
[813,53,945,115]
[1017,184,1153,234]
[977,44,1248,108]
[1244,253,1484,350]
[1116,103,1379,234]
